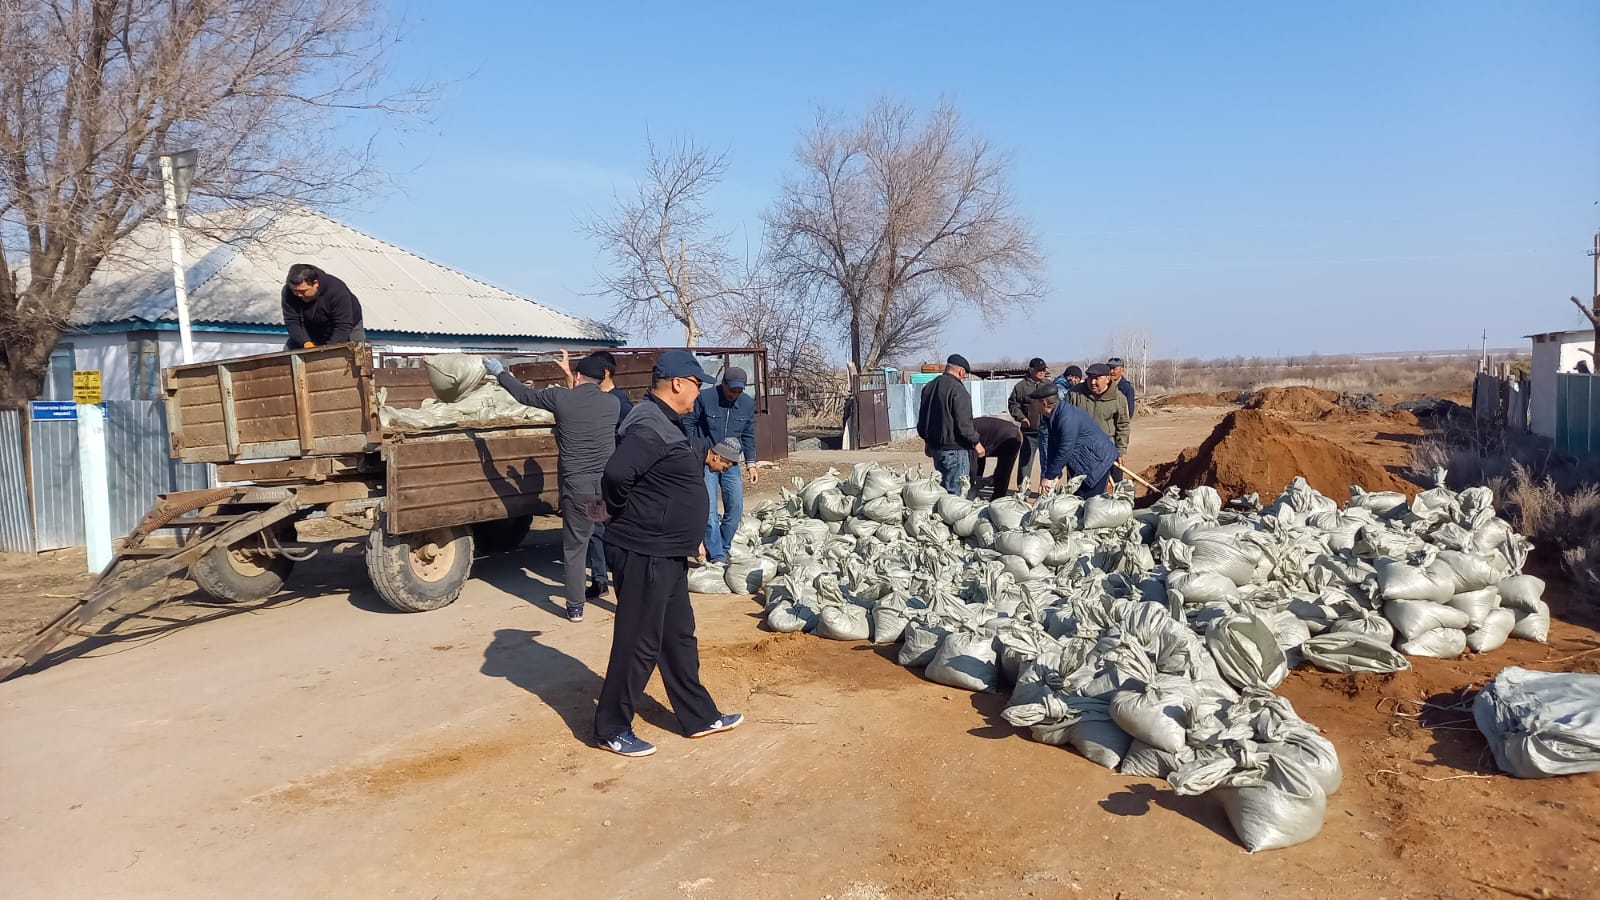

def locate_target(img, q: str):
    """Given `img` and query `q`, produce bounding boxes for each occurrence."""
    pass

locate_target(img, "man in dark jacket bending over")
[1034,384,1119,498]
[593,350,742,758]
[917,353,985,495]
[485,353,620,622]
[281,263,365,350]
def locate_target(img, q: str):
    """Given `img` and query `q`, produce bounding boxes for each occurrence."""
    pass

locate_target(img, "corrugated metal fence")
[888,378,1023,439]
[0,401,212,553]
[1556,373,1599,457]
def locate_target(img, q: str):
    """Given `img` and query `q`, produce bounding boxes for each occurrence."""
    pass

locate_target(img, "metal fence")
[887,377,1023,440]
[1556,373,1599,457]
[0,401,212,553]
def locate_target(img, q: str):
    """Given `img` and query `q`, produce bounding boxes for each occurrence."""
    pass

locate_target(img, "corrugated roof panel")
[70,208,616,341]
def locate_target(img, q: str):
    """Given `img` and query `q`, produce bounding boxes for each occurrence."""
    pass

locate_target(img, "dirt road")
[3,405,1598,899]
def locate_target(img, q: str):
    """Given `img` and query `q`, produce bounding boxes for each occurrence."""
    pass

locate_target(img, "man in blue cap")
[685,365,758,564]
[593,350,742,758]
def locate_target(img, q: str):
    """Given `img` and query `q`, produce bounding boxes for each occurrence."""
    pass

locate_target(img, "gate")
[852,369,891,449]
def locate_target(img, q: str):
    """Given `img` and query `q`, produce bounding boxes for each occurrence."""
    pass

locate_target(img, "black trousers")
[593,545,720,741]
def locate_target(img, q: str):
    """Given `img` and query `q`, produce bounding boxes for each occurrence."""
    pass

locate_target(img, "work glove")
[483,357,505,377]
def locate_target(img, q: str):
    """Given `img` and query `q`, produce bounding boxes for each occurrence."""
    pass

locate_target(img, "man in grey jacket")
[1066,362,1130,469]
[485,353,621,622]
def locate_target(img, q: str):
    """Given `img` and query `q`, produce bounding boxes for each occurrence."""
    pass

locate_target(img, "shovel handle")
[1115,462,1160,493]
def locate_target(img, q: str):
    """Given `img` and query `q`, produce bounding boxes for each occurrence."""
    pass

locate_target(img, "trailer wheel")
[366,520,474,612]
[190,543,295,602]
[471,515,534,553]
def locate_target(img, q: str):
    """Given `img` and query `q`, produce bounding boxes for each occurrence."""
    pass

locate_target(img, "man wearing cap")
[1054,365,1084,402]
[594,350,742,758]
[1008,357,1051,493]
[685,366,759,565]
[917,354,984,495]
[1067,363,1131,479]
[484,351,620,622]
[1032,383,1119,498]
[1107,357,1136,416]
[552,349,636,601]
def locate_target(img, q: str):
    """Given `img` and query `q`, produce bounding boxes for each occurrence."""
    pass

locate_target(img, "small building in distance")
[1525,327,1595,441]
[41,207,620,401]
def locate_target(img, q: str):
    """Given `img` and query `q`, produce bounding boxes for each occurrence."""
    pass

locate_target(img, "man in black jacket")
[969,415,1023,500]
[917,353,984,495]
[281,264,365,350]
[593,350,742,758]
[484,352,620,622]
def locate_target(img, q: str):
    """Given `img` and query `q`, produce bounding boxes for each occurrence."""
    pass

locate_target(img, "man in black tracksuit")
[485,353,620,622]
[281,263,365,349]
[593,350,742,758]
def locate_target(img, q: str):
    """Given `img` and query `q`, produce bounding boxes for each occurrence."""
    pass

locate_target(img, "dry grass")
[1410,426,1600,603]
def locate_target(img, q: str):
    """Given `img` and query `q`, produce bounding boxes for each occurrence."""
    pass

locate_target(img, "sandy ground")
[3,406,1599,899]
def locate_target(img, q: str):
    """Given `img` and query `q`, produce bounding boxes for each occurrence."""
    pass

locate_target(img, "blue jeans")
[704,465,744,562]
[933,449,969,495]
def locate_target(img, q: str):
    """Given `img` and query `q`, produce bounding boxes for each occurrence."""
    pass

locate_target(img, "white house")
[1526,327,1595,440]
[39,207,621,401]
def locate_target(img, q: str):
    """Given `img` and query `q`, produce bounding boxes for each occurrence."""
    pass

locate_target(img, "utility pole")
[154,150,199,364]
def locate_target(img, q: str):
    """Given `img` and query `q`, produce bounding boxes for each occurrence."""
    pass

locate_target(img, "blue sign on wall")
[29,401,78,421]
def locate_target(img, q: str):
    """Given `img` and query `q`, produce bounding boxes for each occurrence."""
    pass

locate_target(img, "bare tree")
[766,99,1044,371]
[586,137,752,346]
[0,0,428,402]
[707,277,834,401]
[1105,325,1153,391]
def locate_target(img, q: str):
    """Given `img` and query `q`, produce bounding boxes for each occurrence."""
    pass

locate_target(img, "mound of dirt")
[1149,391,1241,408]
[1243,386,1341,418]
[1146,408,1416,501]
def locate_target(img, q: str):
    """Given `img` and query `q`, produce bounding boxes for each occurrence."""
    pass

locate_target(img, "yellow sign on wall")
[72,370,102,405]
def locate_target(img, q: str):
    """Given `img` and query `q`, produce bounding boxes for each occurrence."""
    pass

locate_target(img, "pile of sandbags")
[379,353,556,430]
[713,462,1551,851]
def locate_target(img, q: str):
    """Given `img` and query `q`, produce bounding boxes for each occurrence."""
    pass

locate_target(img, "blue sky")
[345,1,1599,363]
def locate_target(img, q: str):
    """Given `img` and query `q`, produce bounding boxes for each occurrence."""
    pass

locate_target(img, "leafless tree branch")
[0,0,432,401]
[765,98,1044,370]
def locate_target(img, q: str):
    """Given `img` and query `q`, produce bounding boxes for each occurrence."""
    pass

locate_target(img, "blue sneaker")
[689,713,744,739]
[599,730,656,757]
[567,607,584,623]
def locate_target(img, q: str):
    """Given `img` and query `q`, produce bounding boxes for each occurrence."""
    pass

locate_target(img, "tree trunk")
[0,330,56,403]
[849,309,863,370]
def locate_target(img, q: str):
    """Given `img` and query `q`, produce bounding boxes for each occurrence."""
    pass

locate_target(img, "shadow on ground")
[480,628,678,741]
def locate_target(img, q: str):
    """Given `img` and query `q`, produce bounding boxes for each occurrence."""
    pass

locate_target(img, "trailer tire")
[366,518,474,612]
[471,515,534,553]
[190,543,294,603]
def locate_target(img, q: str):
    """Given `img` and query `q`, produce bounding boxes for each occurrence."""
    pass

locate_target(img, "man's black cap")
[1027,357,1048,373]
[1086,363,1113,377]
[946,353,971,371]
[1064,365,1084,378]
[1029,384,1058,400]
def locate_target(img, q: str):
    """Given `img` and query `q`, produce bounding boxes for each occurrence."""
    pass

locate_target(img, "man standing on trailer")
[594,350,742,758]
[483,352,620,622]
[686,365,759,565]
[281,263,365,350]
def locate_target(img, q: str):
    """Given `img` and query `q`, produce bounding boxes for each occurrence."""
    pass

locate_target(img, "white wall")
[1530,330,1595,439]
[70,334,131,401]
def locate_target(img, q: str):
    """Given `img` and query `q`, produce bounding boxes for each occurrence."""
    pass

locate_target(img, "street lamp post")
[154,149,199,364]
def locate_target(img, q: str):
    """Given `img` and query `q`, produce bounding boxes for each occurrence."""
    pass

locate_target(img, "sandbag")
[1167,571,1238,605]
[1473,666,1600,778]
[725,556,779,594]
[1384,598,1471,641]
[1347,487,1409,516]
[1189,539,1261,587]
[1397,627,1467,659]
[1118,740,1193,779]
[1216,757,1328,852]
[765,600,817,633]
[1510,600,1551,643]
[898,622,951,667]
[816,604,871,641]
[1467,608,1516,654]
[423,354,488,401]
[1376,559,1454,604]
[1108,684,1191,754]
[1497,574,1547,612]
[995,531,1053,568]
[870,604,911,645]
[1082,493,1135,530]
[902,474,945,512]
[1206,611,1289,691]
[1301,632,1410,674]
[860,493,905,525]
[935,493,982,527]
[1433,550,1501,593]
[986,496,1032,532]
[1326,609,1395,646]
[813,491,854,523]
[1446,587,1500,629]
[924,631,1000,692]
[1061,697,1134,769]
[688,562,729,594]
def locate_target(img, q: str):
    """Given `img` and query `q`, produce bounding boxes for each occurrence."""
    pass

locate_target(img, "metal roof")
[69,207,619,342]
